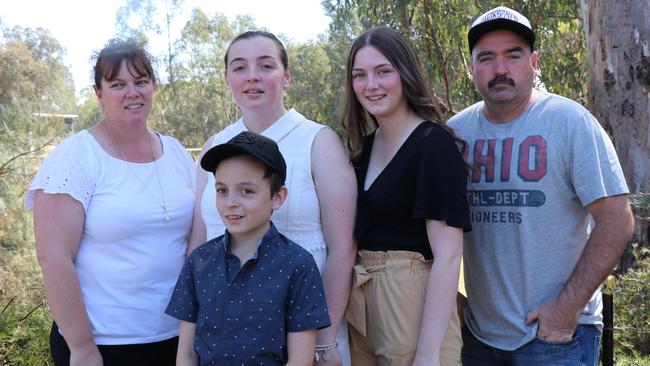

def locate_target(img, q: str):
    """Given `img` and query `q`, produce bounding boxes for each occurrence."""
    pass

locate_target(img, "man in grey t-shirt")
[447,6,634,366]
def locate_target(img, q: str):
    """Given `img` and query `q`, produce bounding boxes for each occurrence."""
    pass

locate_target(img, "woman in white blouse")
[26,39,195,365]
[190,31,357,366]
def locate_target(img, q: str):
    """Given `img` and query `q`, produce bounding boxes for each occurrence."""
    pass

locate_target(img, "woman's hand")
[70,344,103,366]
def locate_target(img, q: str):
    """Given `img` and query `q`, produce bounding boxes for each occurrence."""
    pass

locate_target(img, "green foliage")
[0,167,33,253]
[0,143,53,365]
[0,26,76,140]
[286,40,338,130]
[0,23,72,253]
[0,244,51,365]
[0,23,71,266]
[615,245,650,359]
[149,10,257,148]
[631,193,650,221]
[0,303,51,365]
[519,1,587,104]
[76,89,103,131]
[616,355,650,366]
[0,23,71,365]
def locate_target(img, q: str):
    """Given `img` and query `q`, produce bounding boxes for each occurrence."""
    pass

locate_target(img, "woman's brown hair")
[92,38,156,89]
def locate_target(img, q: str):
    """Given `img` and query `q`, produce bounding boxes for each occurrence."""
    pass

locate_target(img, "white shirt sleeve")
[24,131,98,211]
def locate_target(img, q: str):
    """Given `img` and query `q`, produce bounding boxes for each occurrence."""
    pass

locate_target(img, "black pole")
[601,275,615,366]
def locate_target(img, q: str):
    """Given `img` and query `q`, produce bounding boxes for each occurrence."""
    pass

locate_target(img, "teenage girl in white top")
[189,31,356,366]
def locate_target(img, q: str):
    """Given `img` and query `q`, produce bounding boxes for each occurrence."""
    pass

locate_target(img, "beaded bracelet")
[314,342,338,362]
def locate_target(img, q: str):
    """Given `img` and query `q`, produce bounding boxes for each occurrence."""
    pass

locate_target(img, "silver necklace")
[104,123,171,222]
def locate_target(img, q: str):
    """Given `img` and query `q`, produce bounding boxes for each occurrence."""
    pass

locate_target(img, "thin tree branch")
[1,297,16,317]
[18,301,44,322]
[0,139,55,176]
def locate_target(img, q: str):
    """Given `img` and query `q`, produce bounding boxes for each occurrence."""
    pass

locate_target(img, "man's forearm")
[557,195,634,314]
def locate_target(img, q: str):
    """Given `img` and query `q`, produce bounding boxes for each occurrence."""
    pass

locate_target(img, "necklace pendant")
[163,209,171,222]
[162,205,171,222]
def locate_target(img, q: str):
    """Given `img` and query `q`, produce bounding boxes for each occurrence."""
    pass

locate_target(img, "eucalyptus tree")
[155,9,256,148]
[0,25,75,251]
[285,39,340,132]
[581,0,650,248]
[0,26,76,140]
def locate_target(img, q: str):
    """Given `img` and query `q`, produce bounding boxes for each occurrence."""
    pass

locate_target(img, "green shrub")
[0,304,52,365]
[615,354,650,366]
[615,245,650,360]
[0,246,51,365]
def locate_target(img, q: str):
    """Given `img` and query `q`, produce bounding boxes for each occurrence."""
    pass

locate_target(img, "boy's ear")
[271,186,288,211]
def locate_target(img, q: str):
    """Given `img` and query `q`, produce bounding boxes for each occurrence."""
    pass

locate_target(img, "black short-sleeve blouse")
[354,121,471,260]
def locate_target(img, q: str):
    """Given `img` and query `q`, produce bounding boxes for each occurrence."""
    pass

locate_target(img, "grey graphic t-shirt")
[448,91,628,350]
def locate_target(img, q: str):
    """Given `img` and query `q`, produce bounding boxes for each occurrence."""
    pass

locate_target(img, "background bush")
[0,234,51,364]
[615,246,650,361]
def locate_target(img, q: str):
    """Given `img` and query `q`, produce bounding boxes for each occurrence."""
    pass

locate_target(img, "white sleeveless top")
[201,109,327,271]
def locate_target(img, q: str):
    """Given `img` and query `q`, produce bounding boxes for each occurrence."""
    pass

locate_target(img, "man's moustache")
[488,76,515,87]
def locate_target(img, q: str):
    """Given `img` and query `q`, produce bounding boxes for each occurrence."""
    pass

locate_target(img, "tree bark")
[580,0,650,253]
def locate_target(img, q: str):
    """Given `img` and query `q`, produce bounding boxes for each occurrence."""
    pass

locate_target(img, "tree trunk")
[580,0,650,256]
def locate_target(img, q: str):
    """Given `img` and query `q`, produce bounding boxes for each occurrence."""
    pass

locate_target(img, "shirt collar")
[221,221,280,259]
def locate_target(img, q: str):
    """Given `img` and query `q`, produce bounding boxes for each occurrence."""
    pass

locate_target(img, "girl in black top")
[341,26,471,366]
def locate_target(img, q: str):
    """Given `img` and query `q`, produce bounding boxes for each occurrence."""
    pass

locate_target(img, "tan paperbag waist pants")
[345,250,461,366]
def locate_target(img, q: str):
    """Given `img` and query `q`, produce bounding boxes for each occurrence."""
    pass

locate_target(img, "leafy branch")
[630,193,650,221]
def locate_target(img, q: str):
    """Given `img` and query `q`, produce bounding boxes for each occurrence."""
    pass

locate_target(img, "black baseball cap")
[200,131,287,183]
[468,6,535,53]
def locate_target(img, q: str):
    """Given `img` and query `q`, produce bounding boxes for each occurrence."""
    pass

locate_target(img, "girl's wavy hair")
[340,26,465,160]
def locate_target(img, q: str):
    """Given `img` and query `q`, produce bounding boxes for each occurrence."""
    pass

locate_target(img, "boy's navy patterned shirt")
[165,222,330,365]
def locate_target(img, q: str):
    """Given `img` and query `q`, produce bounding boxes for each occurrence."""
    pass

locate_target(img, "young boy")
[166,131,330,365]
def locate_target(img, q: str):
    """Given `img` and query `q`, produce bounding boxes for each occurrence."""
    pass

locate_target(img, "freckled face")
[95,60,154,125]
[351,45,407,121]
[215,155,284,241]
[471,30,537,107]
[225,36,290,113]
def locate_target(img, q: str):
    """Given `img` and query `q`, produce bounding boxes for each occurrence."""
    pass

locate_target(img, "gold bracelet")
[314,342,338,362]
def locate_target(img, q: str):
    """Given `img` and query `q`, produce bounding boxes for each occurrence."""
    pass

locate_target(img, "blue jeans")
[461,324,601,366]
